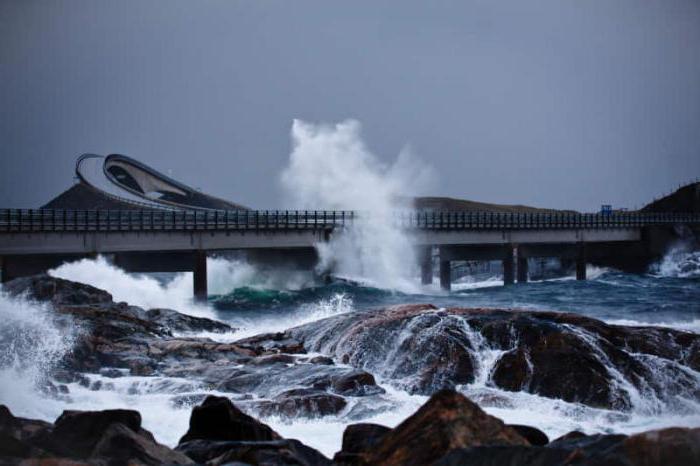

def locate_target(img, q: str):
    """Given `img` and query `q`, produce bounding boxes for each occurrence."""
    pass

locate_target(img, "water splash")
[280,119,434,293]
[0,292,76,419]
[651,246,700,279]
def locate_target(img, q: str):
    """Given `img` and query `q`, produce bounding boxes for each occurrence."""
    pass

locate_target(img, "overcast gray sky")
[1,0,699,211]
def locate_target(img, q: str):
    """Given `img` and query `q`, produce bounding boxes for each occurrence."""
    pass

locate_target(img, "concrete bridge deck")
[1,208,698,297]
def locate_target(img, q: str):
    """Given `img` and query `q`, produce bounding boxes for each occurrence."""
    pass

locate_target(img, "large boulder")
[289,304,700,409]
[176,439,331,466]
[255,388,347,418]
[3,274,113,305]
[178,395,280,444]
[333,423,391,463]
[361,390,528,465]
[0,406,192,465]
[437,427,700,466]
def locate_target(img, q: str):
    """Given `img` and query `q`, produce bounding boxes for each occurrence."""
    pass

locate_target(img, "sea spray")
[650,244,700,279]
[0,292,76,420]
[280,119,434,292]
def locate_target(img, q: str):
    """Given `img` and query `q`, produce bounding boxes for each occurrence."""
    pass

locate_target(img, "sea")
[1,249,699,457]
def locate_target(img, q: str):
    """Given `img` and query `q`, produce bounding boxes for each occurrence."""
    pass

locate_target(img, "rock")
[146,308,232,334]
[507,425,548,446]
[3,274,113,305]
[178,395,280,444]
[362,390,528,465]
[331,370,385,396]
[90,422,193,465]
[256,388,347,418]
[434,445,574,466]
[176,439,331,465]
[309,355,334,365]
[48,409,143,457]
[333,423,391,463]
[620,427,700,465]
[290,304,700,409]
[0,406,191,465]
[436,428,700,466]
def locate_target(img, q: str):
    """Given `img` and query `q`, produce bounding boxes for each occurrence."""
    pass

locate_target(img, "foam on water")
[0,292,77,421]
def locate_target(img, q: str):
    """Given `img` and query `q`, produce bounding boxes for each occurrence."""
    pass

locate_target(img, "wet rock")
[333,423,391,463]
[0,405,191,465]
[362,390,528,465]
[235,332,307,355]
[256,388,347,418]
[48,409,143,457]
[507,424,548,446]
[99,368,124,378]
[4,274,113,306]
[291,304,700,409]
[331,370,385,396]
[176,439,331,465]
[309,355,334,365]
[434,445,574,466]
[145,307,232,333]
[248,354,297,365]
[90,422,193,465]
[179,395,280,444]
[620,427,700,465]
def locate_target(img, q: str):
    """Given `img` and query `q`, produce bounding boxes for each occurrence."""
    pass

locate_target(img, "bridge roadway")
[1,209,698,298]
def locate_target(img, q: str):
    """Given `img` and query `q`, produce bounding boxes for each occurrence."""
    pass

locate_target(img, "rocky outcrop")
[288,304,700,410]
[4,275,383,420]
[4,390,700,465]
[359,390,528,465]
[0,405,192,465]
[176,395,331,465]
[179,395,280,444]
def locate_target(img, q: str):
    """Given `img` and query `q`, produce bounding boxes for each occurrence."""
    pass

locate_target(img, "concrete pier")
[503,251,515,285]
[517,250,528,283]
[193,251,208,301]
[576,245,587,280]
[419,247,433,285]
[439,261,451,291]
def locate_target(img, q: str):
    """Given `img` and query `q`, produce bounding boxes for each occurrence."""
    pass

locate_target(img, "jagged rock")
[289,304,700,409]
[333,423,391,463]
[3,274,113,305]
[256,388,347,418]
[360,390,528,465]
[176,439,331,465]
[330,370,385,396]
[507,425,548,446]
[438,428,700,466]
[179,395,280,444]
[0,405,191,465]
[309,355,334,365]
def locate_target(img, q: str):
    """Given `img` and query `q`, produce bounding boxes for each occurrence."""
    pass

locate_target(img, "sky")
[1,0,699,211]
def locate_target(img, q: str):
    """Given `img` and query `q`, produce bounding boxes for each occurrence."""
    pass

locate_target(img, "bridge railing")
[1,209,699,233]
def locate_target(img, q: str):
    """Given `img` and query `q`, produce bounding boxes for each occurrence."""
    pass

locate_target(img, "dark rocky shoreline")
[3,390,699,465]
[1,274,699,465]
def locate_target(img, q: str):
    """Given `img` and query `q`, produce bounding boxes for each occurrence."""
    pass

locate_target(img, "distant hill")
[412,196,576,213]
[642,182,700,213]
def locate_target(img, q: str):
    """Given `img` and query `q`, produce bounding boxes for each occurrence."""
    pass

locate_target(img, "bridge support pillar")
[193,251,208,301]
[419,247,433,285]
[439,261,451,291]
[576,245,586,281]
[517,250,528,283]
[503,247,515,285]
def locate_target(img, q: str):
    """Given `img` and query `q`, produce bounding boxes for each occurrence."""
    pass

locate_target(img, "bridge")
[2,208,698,298]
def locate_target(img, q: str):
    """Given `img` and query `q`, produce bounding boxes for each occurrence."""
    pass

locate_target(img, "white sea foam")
[650,245,700,279]
[0,292,77,421]
[280,119,434,293]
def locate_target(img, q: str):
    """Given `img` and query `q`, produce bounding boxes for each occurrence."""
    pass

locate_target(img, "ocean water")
[1,251,699,457]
